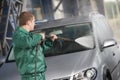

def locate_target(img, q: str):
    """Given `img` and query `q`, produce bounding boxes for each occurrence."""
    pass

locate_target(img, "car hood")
[45,49,97,80]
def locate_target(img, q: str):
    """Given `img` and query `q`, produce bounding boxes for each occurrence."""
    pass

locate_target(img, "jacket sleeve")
[41,38,54,51]
[13,33,42,48]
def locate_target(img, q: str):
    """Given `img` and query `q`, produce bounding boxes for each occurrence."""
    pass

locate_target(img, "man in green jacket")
[12,12,57,80]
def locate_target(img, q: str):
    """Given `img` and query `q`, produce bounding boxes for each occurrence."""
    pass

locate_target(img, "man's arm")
[41,34,58,51]
[13,33,42,48]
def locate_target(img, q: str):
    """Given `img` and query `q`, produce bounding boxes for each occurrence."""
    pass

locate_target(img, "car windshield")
[41,22,94,57]
[7,22,94,61]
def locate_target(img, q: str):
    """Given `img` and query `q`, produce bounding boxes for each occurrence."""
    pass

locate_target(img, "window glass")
[7,23,94,61]
[41,23,94,57]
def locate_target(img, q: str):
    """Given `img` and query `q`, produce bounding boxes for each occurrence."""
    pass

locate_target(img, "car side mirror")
[0,57,6,67]
[101,39,116,51]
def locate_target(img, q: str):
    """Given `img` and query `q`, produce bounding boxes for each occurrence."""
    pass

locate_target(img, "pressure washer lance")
[35,44,38,80]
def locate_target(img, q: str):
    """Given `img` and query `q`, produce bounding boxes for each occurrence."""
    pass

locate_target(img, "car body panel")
[0,63,20,80]
[45,50,96,80]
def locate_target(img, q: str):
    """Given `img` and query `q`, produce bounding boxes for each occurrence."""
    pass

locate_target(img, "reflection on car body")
[0,12,120,80]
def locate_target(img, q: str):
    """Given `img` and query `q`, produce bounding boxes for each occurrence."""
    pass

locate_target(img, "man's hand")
[50,34,58,41]
[40,32,45,40]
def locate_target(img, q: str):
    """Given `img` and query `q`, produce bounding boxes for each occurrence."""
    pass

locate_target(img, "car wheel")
[105,76,111,80]
[103,70,112,80]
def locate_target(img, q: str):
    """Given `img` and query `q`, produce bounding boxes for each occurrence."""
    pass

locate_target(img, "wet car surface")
[0,12,120,80]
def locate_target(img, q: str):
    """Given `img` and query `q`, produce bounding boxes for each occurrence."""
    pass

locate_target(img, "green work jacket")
[12,27,53,76]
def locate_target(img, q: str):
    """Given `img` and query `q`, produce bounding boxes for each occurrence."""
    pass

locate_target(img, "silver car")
[0,12,120,80]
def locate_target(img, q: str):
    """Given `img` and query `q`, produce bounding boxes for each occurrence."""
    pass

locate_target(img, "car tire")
[103,69,112,80]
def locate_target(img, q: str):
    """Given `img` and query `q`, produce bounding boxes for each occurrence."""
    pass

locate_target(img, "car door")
[0,47,21,80]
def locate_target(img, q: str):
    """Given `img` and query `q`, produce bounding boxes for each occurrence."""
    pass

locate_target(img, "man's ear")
[26,20,31,25]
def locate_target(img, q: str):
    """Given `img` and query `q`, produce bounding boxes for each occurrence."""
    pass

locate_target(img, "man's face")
[27,17,35,31]
[30,17,35,31]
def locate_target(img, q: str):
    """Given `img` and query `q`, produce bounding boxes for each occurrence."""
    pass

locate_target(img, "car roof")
[33,12,114,43]
[34,15,91,30]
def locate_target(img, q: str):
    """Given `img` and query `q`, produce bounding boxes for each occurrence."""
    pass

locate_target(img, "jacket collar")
[18,26,29,34]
